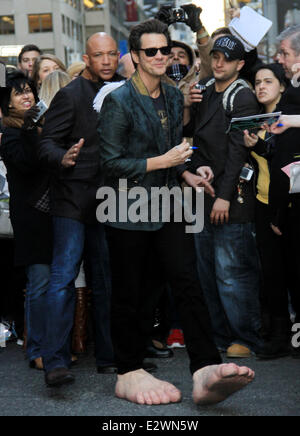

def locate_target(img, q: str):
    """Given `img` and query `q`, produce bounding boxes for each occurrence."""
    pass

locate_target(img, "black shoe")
[145,343,174,359]
[142,361,158,373]
[45,367,75,387]
[256,339,290,360]
[97,365,118,374]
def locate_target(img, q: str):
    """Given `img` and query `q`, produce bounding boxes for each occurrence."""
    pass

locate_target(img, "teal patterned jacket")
[97,70,184,231]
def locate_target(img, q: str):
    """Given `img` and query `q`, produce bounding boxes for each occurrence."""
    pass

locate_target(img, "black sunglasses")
[138,46,171,57]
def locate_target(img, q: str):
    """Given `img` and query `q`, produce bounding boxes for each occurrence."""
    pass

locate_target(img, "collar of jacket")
[82,69,125,85]
[130,69,167,98]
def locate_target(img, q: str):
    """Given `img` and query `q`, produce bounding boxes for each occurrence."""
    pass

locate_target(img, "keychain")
[237,182,244,204]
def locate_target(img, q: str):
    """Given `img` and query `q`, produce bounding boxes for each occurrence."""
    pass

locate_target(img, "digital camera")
[240,166,254,182]
[195,83,207,92]
[170,8,187,23]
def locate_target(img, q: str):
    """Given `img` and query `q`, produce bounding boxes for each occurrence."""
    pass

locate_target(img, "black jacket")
[38,73,123,224]
[0,127,52,267]
[183,77,260,223]
[268,84,300,227]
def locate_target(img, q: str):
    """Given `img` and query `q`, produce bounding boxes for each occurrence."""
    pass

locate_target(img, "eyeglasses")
[138,46,171,57]
[13,87,33,97]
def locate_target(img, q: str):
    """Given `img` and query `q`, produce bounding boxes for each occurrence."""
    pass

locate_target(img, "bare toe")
[193,364,255,405]
[115,369,181,405]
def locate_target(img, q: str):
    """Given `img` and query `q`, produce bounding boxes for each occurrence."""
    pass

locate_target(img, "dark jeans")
[194,220,263,352]
[25,264,51,361]
[42,217,113,372]
[105,220,222,375]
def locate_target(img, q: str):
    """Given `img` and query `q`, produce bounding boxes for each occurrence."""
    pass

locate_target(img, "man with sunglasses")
[98,19,255,406]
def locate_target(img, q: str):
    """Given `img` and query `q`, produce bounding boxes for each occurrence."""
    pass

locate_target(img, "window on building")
[62,15,65,34]
[65,0,79,7]
[76,23,82,42]
[72,20,76,38]
[109,0,118,16]
[28,14,53,33]
[0,15,15,35]
[79,24,83,43]
[84,0,104,10]
[66,17,71,36]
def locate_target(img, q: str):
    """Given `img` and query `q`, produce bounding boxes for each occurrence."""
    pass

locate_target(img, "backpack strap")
[222,79,251,113]
[204,78,216,88]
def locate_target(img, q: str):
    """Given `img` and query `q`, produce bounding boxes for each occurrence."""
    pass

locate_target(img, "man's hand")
[228,7,241,20]
[185,81,205,107]
[23,105,41,129]
[181,4,203,32]
[162,138,193,168]
[197,166,214,182]
[182,170,215,198]
[155,5,173,25]
[262,115,300,135]
[243,130,259,148]
[210,198,230,225]
[61,138,84,168]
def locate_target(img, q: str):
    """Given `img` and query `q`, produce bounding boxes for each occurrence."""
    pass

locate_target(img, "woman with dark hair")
[243,63,292,360]
[0,70,52,369]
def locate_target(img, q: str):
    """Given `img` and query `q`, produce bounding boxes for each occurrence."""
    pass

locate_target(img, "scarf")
[2,108,25,129]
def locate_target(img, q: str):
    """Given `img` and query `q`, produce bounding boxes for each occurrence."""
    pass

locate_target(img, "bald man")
[38,33,124,387]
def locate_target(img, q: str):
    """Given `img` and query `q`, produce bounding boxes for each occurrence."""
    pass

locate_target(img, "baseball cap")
[210,35,245,61]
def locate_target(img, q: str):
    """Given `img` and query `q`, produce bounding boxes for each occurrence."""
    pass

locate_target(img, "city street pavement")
[0,340,300,417]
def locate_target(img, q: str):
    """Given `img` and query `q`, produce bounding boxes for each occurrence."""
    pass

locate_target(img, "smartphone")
[32,100,48,122]
[240,166,254,181]
[194,83,207,92]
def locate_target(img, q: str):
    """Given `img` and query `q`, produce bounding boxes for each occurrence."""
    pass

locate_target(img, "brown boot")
[72,287,89,354]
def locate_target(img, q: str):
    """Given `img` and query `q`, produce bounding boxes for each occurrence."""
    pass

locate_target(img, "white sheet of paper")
[229,6,272,51]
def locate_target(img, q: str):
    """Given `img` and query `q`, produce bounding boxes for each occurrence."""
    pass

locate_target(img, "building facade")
[0,1,298,67]
[0,0,147,66]
[0,0,86,66]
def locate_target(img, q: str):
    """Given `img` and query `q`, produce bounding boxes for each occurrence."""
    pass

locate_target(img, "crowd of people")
[0,4,300,407]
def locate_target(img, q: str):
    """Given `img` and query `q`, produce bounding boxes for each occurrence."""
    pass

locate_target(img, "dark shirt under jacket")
[183,79,260,224]
[0,127,52,267]
[38,73,124,224]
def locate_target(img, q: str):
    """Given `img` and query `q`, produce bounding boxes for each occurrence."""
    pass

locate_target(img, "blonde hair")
[31,53,66,89]
[38,70,71,107]
[67,61,86,79]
